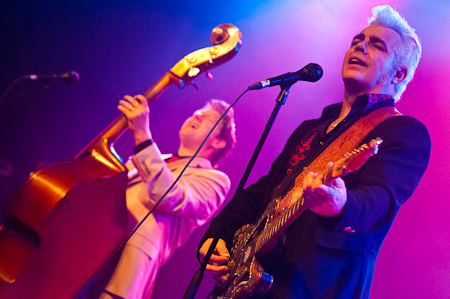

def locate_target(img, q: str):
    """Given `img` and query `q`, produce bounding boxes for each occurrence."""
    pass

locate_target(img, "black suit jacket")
[200,95,431,299]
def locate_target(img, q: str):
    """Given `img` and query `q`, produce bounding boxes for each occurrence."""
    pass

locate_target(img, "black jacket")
[200,94,431,299]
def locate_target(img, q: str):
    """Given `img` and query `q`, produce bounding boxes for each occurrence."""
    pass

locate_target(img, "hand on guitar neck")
[302,161,348,217]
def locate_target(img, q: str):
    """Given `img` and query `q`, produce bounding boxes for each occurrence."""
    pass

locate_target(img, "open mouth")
[348,57,366,66]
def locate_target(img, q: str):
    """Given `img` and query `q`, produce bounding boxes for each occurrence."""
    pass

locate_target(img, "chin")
[343,75,364,86]
[343,77,372,95]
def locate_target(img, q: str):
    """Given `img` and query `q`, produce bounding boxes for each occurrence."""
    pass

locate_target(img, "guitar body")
[219,139,383,298]
[221,224,273,299]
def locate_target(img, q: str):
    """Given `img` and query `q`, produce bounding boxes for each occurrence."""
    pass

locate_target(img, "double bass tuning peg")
[211,26,229,45]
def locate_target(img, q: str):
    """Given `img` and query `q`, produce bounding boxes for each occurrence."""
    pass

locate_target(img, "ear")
[211,138,226,150]
[392,67,407,85]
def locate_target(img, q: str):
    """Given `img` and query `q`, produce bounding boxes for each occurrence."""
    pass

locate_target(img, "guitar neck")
[255,194,307,254]
[253,138,381,254]
[74,72,181,159]
[254,165,337,254]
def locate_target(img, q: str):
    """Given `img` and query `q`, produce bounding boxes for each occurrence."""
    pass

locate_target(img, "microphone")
[249,63,323,90]
[27,71,80,84]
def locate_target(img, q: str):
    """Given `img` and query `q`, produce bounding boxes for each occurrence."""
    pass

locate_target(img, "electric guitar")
[221,138,383,299]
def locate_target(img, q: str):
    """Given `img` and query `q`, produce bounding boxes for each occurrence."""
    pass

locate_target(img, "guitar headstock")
[324,138,383,184]
[169,24,243,86]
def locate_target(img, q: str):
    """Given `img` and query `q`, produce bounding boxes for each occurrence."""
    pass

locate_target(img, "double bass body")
[0,139,130,298]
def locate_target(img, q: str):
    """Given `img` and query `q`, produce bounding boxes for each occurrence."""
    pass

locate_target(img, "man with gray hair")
[199,5,430,298]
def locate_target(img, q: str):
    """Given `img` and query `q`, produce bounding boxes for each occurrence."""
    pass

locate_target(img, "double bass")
[0,24,242,299]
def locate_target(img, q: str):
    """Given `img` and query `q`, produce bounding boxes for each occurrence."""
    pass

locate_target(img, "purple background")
[0,1,448,298]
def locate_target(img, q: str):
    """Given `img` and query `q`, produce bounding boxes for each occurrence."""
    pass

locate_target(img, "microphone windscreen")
[298,63,323,82]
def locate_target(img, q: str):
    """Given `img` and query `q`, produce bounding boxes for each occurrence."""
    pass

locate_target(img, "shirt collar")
[320,93,394,121]
[164,153,214,168]
[165,153,192,164]
[354,93,393,111]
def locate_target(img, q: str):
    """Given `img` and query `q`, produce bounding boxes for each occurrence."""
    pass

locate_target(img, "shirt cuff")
[134,139,153,154]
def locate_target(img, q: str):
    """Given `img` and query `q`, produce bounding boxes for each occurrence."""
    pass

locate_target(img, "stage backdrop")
[0,1,448,298]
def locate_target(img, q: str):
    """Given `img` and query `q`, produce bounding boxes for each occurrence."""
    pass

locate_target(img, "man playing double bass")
[84,95,236,299]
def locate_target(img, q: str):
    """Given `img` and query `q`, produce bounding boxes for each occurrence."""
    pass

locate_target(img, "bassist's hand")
[199,238,230,285]
[118,95,152,145]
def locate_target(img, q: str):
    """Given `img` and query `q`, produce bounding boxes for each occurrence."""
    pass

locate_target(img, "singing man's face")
[179,107,223,150]
[342,25,402,94]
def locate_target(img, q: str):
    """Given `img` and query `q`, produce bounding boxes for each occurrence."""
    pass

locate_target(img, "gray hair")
[368,5,422,100]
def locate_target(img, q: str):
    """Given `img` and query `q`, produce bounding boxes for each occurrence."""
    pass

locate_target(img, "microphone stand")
[0,76,50,105]
[183,85,292,299]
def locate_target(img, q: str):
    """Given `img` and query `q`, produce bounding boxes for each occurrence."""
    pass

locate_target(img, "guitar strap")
[281,105,402,206]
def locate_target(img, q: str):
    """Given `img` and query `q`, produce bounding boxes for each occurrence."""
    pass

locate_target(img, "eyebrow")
[198,110,220,121]
[352,33,365,42]
[351,33,387,49]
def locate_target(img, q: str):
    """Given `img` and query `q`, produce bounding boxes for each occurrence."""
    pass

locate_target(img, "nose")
[355,41,367,54]
[193,111,204,120]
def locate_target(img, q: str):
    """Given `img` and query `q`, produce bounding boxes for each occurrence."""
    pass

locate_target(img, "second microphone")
[249,63,323,90]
